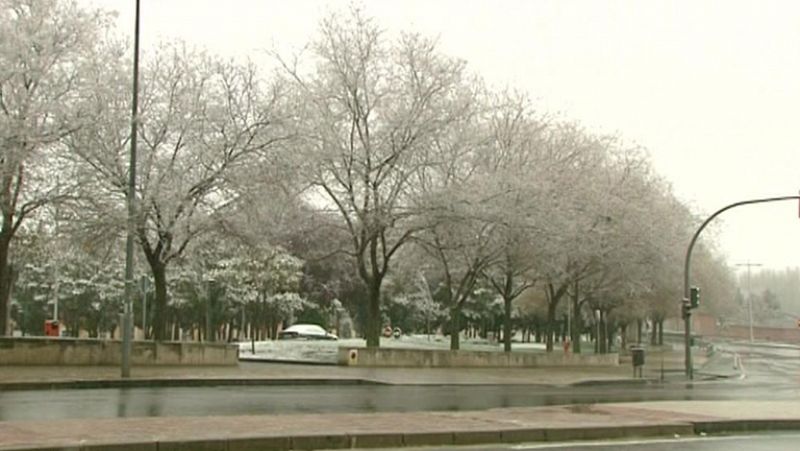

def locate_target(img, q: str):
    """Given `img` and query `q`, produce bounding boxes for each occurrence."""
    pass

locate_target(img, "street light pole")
[121,0,141,379]
[205,279,216,342]
[140,276,149,339]
[683,195,800,380]
[736,261,762,342]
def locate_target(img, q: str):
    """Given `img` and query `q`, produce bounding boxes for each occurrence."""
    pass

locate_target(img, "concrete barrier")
[337,347,618,367]
[0,337,238,366]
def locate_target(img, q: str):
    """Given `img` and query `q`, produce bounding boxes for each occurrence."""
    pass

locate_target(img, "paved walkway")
[0,400,798,450]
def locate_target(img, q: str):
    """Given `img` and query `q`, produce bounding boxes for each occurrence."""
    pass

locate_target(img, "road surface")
[0,339,796,422]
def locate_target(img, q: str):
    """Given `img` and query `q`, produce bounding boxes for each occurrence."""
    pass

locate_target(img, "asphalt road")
[713,339,800,385]
[0,377,797,422]
[343,433,800,451]
[0,340,796,422]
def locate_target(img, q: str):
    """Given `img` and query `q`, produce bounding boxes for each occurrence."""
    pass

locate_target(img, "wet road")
[0,377,798,422]
[0,340,797,422]
[713,340,800,385]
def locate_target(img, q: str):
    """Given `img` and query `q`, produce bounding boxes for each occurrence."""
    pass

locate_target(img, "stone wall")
[717,325,800,343]
[666,315,800,344]
[338,347,618,367]
[0,337,238,366]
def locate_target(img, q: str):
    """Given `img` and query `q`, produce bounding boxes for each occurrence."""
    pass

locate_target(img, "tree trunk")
[503,296,513,352]
[598,310,606,354]
[636,319,643,345]
[658,319,664,345]
[449,305,461,350]
[365,281,381,348]
[545,302,556,352]
[650,317,658,345]
[620,324,628,350]
[0,232,12,336]
[570,282,582,354]
[172,317,180,340]
[150,261,168,341]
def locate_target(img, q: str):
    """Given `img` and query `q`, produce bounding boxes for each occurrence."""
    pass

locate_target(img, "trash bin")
[631,347,645,378]
[631,347,645,366]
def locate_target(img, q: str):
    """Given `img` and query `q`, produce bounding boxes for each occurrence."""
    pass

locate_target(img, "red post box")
[44,320,60,337]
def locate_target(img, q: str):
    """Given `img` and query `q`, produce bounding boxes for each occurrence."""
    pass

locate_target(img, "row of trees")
[1,1,737,350]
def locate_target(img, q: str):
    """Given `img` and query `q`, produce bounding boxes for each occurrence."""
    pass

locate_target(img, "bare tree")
[279,8,476,347]
[68,42,288,340]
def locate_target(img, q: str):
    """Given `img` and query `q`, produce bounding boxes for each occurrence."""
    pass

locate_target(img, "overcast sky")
[89,0,800,272]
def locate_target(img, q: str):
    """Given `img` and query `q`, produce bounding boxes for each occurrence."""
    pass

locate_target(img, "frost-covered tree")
[69,42,289,340]
[0,0,112,335]
[279,8,477,347]
[477,92,548,352]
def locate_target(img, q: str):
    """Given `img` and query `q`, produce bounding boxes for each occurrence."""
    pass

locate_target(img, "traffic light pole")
[683,195,800,380]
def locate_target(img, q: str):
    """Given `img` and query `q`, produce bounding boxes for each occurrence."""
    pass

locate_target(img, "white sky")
[89,0,800,271]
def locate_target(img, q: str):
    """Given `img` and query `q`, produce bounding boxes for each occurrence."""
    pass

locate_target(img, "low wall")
[338,347,618,368]
[666,319,800,344]
[0,337,239,366]
[717,325,800,343]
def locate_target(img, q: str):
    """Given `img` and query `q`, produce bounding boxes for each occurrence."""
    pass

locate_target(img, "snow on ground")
[237,334,547,364]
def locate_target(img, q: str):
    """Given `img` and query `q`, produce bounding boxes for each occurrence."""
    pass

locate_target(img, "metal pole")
[748,267,753,342]
[122,0,141,378]
[736,261,761,342]
[141,276,148,340]
[51,202,60,330]
[683,195,800,380]
[206,279,215,342]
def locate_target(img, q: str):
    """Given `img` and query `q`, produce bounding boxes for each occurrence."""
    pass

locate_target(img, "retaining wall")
[338,347,618,367]
[0,337,238,366]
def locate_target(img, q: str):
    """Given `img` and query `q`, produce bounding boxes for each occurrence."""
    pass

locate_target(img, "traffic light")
[690,286,700,309]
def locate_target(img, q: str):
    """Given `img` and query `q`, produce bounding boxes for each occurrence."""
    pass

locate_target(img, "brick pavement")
[0,401,798,450]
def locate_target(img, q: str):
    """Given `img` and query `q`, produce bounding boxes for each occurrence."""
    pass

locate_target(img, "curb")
[693,419,800,434]
[238,357,337,366]
[569,378,655,387]
[0,378,389,392]
[0,423,697,451]
[7,420,799,451]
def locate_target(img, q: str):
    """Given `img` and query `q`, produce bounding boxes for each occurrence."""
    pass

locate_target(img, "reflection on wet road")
[0,340,797,422]
[0,378,798,422]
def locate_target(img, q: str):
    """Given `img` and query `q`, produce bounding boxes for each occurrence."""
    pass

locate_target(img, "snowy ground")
[237,334,548,364]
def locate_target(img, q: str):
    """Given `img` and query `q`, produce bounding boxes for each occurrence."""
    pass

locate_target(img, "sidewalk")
[1,400,798,451]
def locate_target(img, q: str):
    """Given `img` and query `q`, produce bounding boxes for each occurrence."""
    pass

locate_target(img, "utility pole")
[140,276,149,339]
[122,0,141,378]
[736,261,762,342]
[205,279,216,342]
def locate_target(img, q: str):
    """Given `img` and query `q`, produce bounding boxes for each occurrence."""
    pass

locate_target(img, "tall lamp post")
[205,278,216,342]
[121,0,141,379]
[736,261,762,342]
